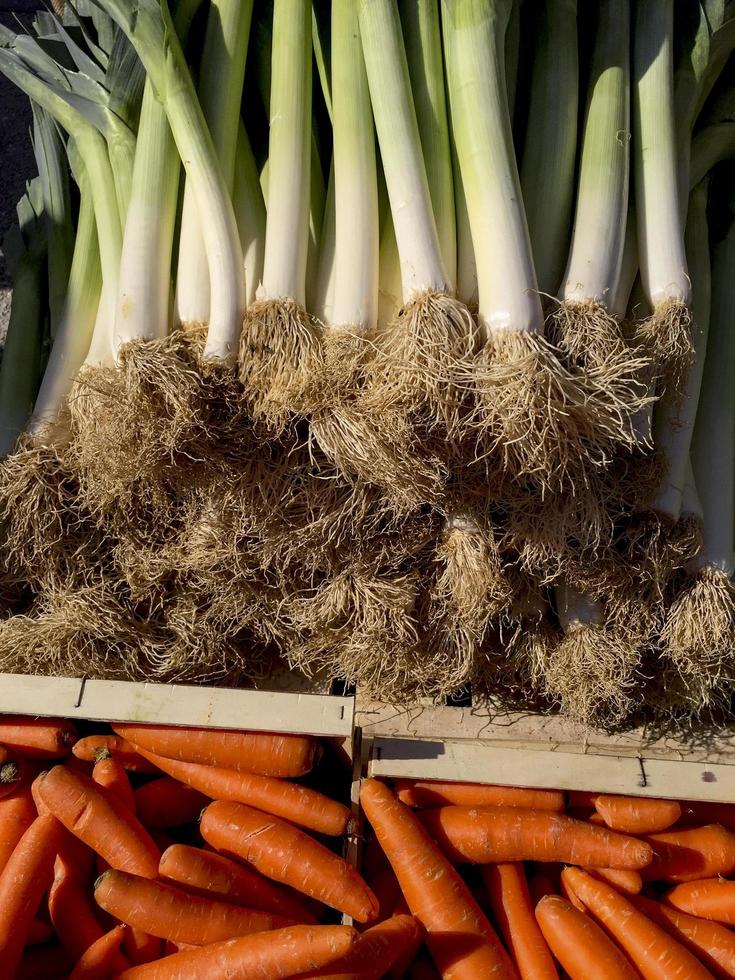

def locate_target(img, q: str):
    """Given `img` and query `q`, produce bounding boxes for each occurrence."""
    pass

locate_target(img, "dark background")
[0,0,37,334]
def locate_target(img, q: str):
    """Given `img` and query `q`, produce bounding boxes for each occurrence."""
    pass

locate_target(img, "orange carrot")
[643,824,735,882]
[69,924,130,980]
[395,780,564,812]
[409,953,442,979]
[158,844,317,924]
[419,806,653,869]
[559,871,586,913]
[134,748,350,836]
[114,723,319,777]
[534,895,639,980]
[482,863,559,979]
[122,929,164,967]
[133,777,207,828]
[666,878,735,926]
[49,845,107,961]
[38,765,160,878]
[585,868,643,895]
[201,801,378,923]
[678,803,735,832]
[117,924,359,979]
[291,915,423,979]
[93,754,136,812]
[95,869,294,946]
[561,866,713,979]
[362,833,402,923]
[631,894,735,980]
[593,795,681,834]
[0,716,77,758]
[25,918,53,947]
[0,813,63,974]
[0,790,36,874]
[360,779,517,980]
[73,735,159,773]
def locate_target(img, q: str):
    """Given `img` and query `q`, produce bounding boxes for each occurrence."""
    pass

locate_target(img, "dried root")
[549,301,647,375]
[240,298,323,427]
[636,300,695,397]
[660,566,735,712]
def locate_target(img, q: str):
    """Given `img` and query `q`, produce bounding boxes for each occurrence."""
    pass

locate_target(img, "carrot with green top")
[73,735,159,773]
[69,924,130,979]
[93,753,136,812]
[0,716,77,758]
[117,924,360,979]
[158,844,317,923]
[114,724,319,777]
[201,800,378,923]
[419,806,653,869]
[593,795,681,834]
[631,894,735,980]
[534,895,639,980]
[482,863,559,979]
[360,779,517,980]
[95,869,294,945]
[134,748,350,835]
[395,780,564,812]
[561,866,713,979]
[666,878,735,926]
[38,765,160,877]
[0,813,64,974]
[0,790,35,874]
[134,777,207,828]
[643,824,735,882]
[292,914,423,979]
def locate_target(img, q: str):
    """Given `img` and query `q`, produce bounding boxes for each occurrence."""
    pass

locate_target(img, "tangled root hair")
[636,300,695,398]
[548,300,649,376]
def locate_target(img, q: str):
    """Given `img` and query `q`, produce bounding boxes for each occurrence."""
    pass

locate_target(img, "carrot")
[409,953,442,979]
[92,754,136,812]
[631,894,735,980]
[528,870,559,905]
[95,868,294,946]
[643,824,735,882]
[292,915,423,979]
[567,791,599,810]
[482,863,559,979]
[593,795,682,834]
[73,735,159,774]
[0,813,63,974]
[585,868,643,895]
[200,800,378,924]
[114,723,319,777]
[16,945,75,980]
[25,918,53,947]
[678,803,735,832]
[0,790,36,874]
[69,924,130,980]
[117,924,359,979]
[0,716,77,758]
[395,780,564,812]
[49,846,107,961]
[134,748,350,836]
[419,806,653,870]
[561,866,713,979]
[534,895,639,980]
[158,844,317,924]
[0,744,24,800]
[360,779,517,980]
[559,871,586,913]
[362,833,402,922]
[38,765,160,878]
[133,777,207,829]
[122,929,164,967]
[666,878,735,926]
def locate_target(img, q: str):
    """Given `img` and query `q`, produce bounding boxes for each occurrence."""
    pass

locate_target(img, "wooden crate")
[356,699,735,803]
[0,672,354,740]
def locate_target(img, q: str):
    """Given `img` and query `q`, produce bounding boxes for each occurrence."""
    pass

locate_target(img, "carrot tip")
[0,763,20,785]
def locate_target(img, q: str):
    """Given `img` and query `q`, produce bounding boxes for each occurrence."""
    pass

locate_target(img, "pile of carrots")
[4,711,735,978]
[0,714,378,978]
[359,778,735,978]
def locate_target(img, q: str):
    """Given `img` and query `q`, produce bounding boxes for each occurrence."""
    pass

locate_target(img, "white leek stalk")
[96,0,245,364]
[633,0,693,386]
[313,160,336,325]
[29,174,101,436]
[175,0,254,327]
[233,121,266,308]
[521,0,577,297]
[399,0,456,289]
